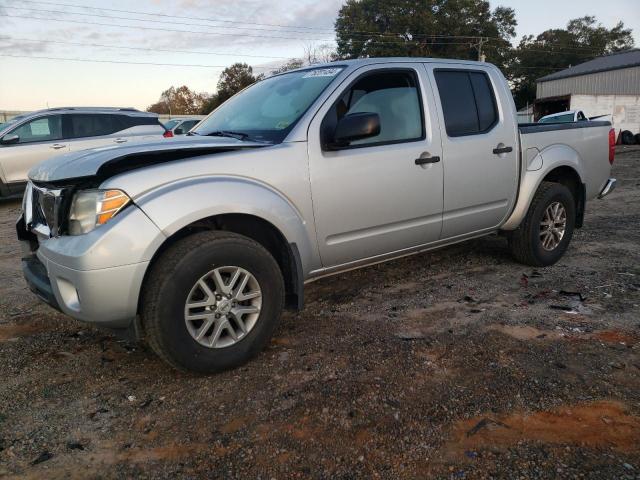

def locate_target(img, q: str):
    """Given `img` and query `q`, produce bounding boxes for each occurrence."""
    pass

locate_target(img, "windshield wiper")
[205,130,250,141]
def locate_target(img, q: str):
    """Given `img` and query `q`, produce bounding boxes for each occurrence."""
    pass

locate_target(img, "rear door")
[426,65,519,238]
[308,63,444,267]
[0,114,66,184]
[64,113,124,152]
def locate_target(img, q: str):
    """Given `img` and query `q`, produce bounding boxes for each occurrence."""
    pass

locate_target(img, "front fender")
[134,175,315,274]
[501,144,584,231]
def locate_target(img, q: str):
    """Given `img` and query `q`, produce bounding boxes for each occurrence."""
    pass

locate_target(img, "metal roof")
[538,49,640,83]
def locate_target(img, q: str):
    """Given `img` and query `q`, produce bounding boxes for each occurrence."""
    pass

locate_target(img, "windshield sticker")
[303,68,342,78]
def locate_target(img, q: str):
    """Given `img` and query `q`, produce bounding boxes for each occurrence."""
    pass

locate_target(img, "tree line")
[147,0,634,116]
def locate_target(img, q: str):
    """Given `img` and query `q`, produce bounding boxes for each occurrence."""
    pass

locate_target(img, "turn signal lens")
[68,189,131,235]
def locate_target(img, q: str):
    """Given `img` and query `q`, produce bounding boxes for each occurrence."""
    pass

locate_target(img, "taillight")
[608,128,615,165]
[163,130,174,138]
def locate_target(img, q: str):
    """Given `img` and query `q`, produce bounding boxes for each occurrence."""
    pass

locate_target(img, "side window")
[10,116,62,144]
[434,70,498,137]
[577,111,587,121]
[322,70,424,148]
[67,114,119,138]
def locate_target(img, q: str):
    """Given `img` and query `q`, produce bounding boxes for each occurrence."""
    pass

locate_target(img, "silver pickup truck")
[17,58,616,373]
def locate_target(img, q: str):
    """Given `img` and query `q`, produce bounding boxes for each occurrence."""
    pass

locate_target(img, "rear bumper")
[598,178,616,199]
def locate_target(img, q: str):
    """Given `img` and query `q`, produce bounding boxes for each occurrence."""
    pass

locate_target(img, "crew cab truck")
[17,58,617,373]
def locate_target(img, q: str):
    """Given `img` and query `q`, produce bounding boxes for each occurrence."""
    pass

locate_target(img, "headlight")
[68,189,130,235]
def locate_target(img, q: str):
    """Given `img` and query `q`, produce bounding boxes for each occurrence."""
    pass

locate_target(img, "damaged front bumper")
[16,204,166,329]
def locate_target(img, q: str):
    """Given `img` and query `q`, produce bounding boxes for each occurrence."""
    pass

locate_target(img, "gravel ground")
[0,147,639,479]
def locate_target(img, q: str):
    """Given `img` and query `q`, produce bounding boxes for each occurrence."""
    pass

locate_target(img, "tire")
[621,130,635,145]
[508,181,576,267]
[635,133,640,145]
[141,231,284,373]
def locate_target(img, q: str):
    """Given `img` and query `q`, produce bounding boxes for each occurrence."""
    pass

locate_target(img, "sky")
[0,0,638,111]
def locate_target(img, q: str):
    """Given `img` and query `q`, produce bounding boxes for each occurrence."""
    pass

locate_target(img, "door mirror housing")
[327,112,380,149]
[1,134,19,145]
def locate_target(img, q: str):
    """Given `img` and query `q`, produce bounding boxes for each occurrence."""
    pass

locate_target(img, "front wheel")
[508,181,576,267]
[141,231,284,373]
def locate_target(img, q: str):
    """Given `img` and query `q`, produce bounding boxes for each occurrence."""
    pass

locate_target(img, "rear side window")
[126,115,161,127]
[434,70,498,137]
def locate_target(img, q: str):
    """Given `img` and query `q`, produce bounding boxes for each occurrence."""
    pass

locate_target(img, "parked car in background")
[0,107,170,198]
[164,118,201,135]
[538,110,589,124]
[18,58,616,373]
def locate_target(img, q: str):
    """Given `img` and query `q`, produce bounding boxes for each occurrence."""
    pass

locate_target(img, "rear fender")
[501,144,584,231]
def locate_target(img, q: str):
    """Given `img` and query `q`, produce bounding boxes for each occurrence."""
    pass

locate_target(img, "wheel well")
[140,214,302,313]
[542,166,585,228]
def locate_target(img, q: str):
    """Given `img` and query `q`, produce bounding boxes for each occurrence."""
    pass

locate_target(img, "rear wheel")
[141,231,284,373]
[508,181,575,267]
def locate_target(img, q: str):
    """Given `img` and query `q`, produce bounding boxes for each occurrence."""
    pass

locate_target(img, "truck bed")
[518,120,612,201]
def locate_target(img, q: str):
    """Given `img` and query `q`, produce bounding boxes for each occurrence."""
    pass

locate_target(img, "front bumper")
[598,178,616,199]
[22,254,61,312]
[17,204,166,329]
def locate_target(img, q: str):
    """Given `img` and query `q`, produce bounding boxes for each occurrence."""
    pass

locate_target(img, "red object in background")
[163,130,174,138]
[609,128,616,165]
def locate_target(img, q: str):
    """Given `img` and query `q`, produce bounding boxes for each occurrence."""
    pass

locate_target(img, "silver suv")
[0,107,168,197]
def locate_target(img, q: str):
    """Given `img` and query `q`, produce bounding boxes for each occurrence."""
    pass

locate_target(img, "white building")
[535,49,640,135]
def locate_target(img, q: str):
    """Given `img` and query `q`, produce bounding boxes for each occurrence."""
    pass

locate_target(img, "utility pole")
[478,37,486,62]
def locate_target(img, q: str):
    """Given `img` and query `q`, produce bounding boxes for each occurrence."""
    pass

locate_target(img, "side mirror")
[174,127,184,135]
[330,112,380,149]
[1,134,19,145]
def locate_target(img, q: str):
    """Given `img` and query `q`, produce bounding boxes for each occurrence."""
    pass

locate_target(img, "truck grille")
[23,182,64,237]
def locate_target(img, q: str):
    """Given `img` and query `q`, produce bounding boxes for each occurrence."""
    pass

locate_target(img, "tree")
[334,0,516,69]
[509,16,634,108]
[304,43,338,64]
[147,85,206,115]
[270,59,305,75]
[215,63,262,105]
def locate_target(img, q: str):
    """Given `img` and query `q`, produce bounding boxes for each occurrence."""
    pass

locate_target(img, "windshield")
[164,119,180,130]
[539,113,575,123]
[193,66,344,143]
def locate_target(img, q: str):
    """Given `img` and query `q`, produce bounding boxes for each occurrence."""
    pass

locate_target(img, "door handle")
[50,144,66,150]
[415,155,440,165]
[114,138,127,144]
[493,146,513,155]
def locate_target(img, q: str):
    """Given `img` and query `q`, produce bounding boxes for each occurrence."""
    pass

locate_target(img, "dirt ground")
[1,147,639,479]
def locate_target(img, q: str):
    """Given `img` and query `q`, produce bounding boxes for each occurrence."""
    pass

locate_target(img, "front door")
[0,115,66,184]
[308,64,444,268]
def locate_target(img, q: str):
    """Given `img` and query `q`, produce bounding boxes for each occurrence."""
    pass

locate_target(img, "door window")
[322,70,424,148]
[434,70,498,137]
[9,116,62,144]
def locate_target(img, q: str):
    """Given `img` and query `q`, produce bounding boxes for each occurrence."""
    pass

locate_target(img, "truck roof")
[282,57,500,74]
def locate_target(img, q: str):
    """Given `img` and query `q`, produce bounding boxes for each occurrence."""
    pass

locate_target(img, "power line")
[0,36,293,59]
[0,9,332,42]
[7,0,338,32]
[2,0,518,40]
[0,14,499,48]
[0,53,279,69]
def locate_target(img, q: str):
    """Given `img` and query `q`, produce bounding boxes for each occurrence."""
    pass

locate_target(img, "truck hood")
[29,136,270,183]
